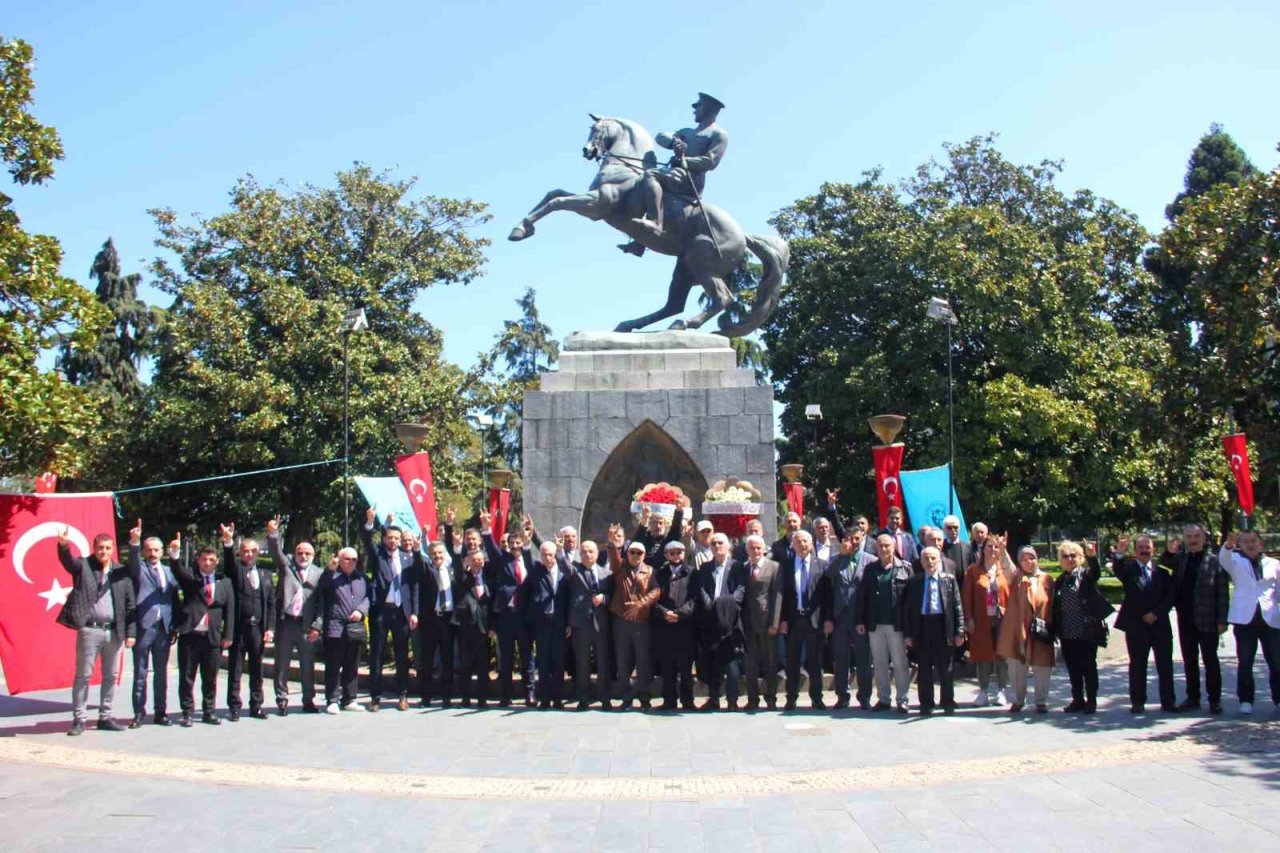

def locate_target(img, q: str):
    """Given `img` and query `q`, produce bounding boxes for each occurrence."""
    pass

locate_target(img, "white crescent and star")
[10,521,89,612]
[881,476,900,498]
[408,478,429,503]
[1230,453,1244,472]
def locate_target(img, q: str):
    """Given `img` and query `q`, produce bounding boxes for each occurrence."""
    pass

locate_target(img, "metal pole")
[343,329,351,548]
[946,320,955,514]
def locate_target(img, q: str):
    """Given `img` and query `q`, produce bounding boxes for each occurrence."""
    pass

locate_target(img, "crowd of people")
[55,494,1280,734]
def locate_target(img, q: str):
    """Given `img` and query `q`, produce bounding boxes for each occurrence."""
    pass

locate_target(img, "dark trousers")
[177,632,220,715]
[785,619,824,702]
[456,626,489,702]
[914,616,954,710]
[704,637,742,704]
[831,621,872,705]
[323,636,362,706]
[415,614,456,701]
[570,621,612,704]
[226,621,265,711]
[131,621,173,716]
[274,616,318,706]
[1124,619,1175,708]
[612,617,652,701]
[369,606,410,700]
[1234,608,1280,705]
[742,629,779,703]
[496,609,534,702]
[533,621,566,701]
[658,626,695,706]
[1176,607,1221,705]
[1060,637,1099,705]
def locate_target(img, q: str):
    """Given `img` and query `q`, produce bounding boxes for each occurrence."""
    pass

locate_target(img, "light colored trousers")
[1006,659,1051,705]
[73,626,123,722]
[869,624,910,705]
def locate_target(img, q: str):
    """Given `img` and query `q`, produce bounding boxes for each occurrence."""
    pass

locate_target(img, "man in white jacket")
[1218,530,1280,715]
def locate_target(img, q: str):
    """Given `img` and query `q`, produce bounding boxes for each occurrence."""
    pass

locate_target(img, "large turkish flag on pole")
[872,444,906,529]
[395,452,439,542]
[1222,433,1255,517]
[0,492,116,694]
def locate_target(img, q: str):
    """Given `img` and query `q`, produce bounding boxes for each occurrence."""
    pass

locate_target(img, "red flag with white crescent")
[872,444,906,529]
[394,452,439,542]
[488,489,511,545]
[0,492,116,694]
[1222,433,1255,517]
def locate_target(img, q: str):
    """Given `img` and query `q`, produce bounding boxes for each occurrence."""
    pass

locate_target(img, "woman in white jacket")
[1218,530,1280,715]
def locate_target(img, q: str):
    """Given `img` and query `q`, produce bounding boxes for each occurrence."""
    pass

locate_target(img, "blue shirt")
[921,574,942,615]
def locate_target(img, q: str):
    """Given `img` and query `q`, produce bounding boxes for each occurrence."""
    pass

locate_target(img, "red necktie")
[515,560,524,584]
[205,575,215,606]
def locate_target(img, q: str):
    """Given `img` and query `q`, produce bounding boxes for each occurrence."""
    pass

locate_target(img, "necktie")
[800,559,809,609]
[151,563,165,592]
[515,559,524,585]
[204,575,215,606]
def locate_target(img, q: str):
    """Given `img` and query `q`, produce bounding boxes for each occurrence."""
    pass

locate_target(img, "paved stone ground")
[1,645,1277,852]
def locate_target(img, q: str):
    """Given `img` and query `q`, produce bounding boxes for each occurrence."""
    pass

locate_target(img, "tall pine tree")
[477,287,558,471]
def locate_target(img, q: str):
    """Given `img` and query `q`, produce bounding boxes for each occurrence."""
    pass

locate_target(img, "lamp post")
[925,296,957,513]
[469,413,495,511]
[341,307,368,547]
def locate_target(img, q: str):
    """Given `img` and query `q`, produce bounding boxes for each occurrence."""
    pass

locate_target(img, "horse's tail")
[716,233,790,338]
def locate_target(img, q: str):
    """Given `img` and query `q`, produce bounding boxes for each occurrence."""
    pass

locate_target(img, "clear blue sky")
[9,0,1279,370]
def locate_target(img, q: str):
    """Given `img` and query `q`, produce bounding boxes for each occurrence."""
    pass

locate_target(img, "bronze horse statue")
[508,116,788,337]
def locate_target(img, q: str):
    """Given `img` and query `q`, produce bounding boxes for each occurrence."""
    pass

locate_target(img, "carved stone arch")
[580,419,708,546]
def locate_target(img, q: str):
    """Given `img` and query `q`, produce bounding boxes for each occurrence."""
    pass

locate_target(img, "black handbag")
[1030,616,1054,645]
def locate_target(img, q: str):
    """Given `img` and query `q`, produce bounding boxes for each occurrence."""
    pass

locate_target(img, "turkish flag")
[1222,433,1255,517]
[782,482,804,518]
[395,452,439,542]
[33,472,57,494]
[488,488,511,545]
[872,443,906,529]
[0,492,116,694]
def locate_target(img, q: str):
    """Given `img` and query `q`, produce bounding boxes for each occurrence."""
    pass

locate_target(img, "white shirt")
[385,549,402,606]
[1219,545,1280,628]
[435,562,454,612]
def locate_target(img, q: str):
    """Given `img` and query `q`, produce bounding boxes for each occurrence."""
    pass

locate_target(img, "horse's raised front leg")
[677,275,732,330]
[509,189,605,241]
[615,263,694,332]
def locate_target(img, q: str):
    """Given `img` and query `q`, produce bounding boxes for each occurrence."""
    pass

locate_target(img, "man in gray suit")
[825,528,874,709]
[740,534,781,710]
[267,516,326,715]
[566,540,613,710]
[126,520,179,728]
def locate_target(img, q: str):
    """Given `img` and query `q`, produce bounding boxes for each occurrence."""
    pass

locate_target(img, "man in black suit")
[170,536,235,726]
[779,530,829,710]
[452,548,492,706]
[915,528,958,577]
[693,533,747,709]
[360,510,416,712]
[57,528,137,735]
[1112,535,1178,713]
[125,519,179,728]
[875,505,918,564]
[771,512,803,564]
[524,541,571,708]
[903,547,966,714]
[940,516,974,572]
[825,529,873,709]
[566,540,613,710]
[483,510,536,706]
[220,523,276,721]
[410,539,457,707]
[654,540,697,710]
[1161,524,1228,713]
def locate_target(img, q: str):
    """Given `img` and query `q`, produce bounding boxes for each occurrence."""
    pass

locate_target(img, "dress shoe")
[943,706,957,716]
[745,699,761,711]
[872,701,891,712]
[895,703,909,714]
[250,707,269,720]
[538,700,551,710]
[203,713,221,725]
[1177,698,1200,711]
[397,697,410,712]
[811,697,827,710]
[638,698,651,711]
[277,703,289,717]
[1010,703,1024,713]
[859,701,872,711]
[227,710,240,722]
[1082,702,1097,715]
[681,701,698,712]
[67,720,85,736]
[619,699,633,711]
[765,698,777,711]
[129,714,144,729]
[784,698,798,711]
[1160,704,1181,713]
[525,695,537,707]
[179,713,193,728]
[1062,701,1084,713]
[919,707,933,716]
[699,698,720,712]
[578,701,593,711]
[1129,705,1145,714]
[1209,703,1223,715]
[368,700,380,712]
[553,700,565,710]
[441,698,452,708]
[498,699,512,708]
[660,700,678,711]
[461,698,472,707]
[476,699,487,708]
[726,699,740,711]
[154,714,172,727]
[97,717,126,732]
[302,702,321,714]
[1035,704,1048,714]
[833,697,850,710]
[419,697,433,709]
[601,700,614,711]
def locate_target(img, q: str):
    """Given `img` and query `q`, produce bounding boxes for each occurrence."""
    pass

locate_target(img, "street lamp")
[925,296,957,513]
[341,307,368,546]
[468,413,495,509]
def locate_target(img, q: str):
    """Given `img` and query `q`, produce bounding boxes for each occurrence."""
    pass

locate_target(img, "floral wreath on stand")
[630,482,688,520]
[701,478,763,539]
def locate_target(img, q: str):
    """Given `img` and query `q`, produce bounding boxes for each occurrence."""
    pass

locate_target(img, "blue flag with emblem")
[899,463,968,542]
[353,476,422,538]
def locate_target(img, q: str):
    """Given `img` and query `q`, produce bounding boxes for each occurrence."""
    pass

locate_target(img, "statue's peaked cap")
[697,92,726,111]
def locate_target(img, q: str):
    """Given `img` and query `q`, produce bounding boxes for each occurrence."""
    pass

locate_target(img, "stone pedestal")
[522,331,776,544]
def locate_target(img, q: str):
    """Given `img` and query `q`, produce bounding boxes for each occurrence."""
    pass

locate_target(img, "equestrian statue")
[508,93,788,337]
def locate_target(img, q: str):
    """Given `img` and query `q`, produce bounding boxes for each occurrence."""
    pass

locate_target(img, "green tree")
[699,260,769,381]
[0,37,108,477]
[765,136,1217,542]
[114,165,490,541]
[476,286,558,471]
[1165,124,1257,221]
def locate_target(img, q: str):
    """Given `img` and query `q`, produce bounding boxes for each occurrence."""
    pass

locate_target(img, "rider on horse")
[620,92,728,257]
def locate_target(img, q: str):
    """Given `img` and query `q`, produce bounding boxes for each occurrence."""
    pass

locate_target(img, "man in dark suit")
[359,510,415,712]
[220,523,276,721]
[693,533,747,709]
[1113,535,1179,713]
[170,536,235,726]
[483,510,536,706]
[566,540,613,710]
[902,547,966,714]
[779,530,829,710]
[412,539,458,707]
[740,534,781,710]
[825,529,873,709]
[524,541,571,708]
[266,517,325,715]
[452,548,492,706]
[1161,524,1229,713]
[875,505,918,564]
[57,528,137,735]
[654,540,698,710]
[319,547,369,713]
[915,527,958,577]
[940,516,974,572]
[771,512,803,564]
[126,520,179,727]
